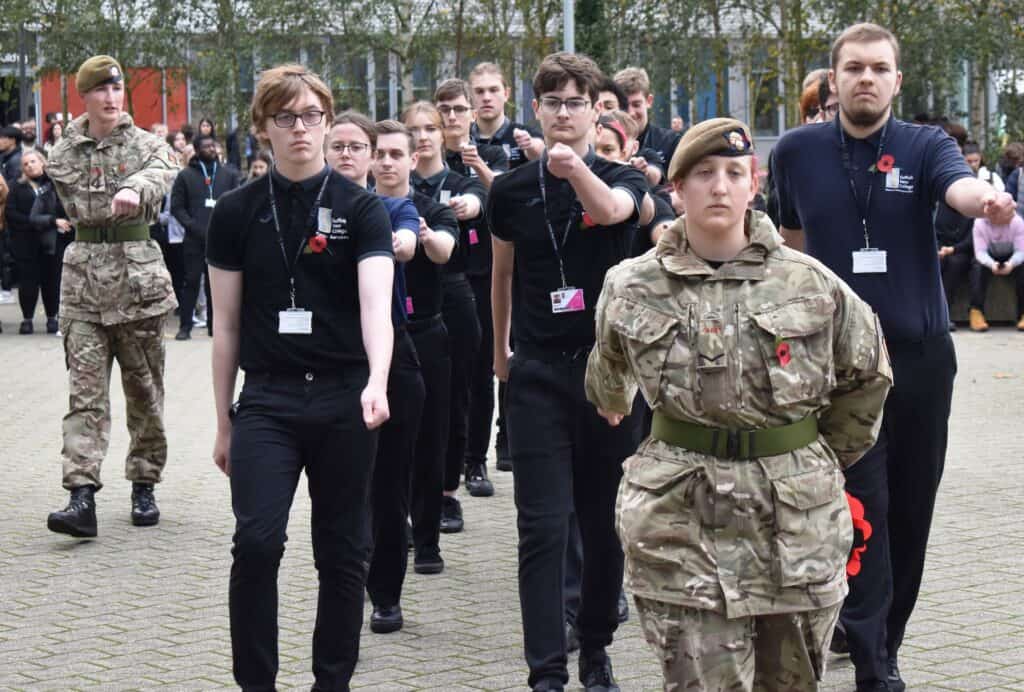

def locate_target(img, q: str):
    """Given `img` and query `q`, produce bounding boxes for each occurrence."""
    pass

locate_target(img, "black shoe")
[617,589,629,623]
[465,462,494,497]
[532,682,565,692]
[131,482,160,526]
[47,485,98,537]
[495,435,513,472]
[566,621,580,653]
[439,495,464,533]
[46,317,58,334]
[830,620,849,655]
[887,658,906,692]
[19,320,33,334]
[370,604,403,634]
[579,650,620,691]
[413,545,444,574]
[174,329,191,341]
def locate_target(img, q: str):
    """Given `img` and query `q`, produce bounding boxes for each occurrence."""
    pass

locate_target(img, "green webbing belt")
[75,222,151,243]
[650,411,819,460]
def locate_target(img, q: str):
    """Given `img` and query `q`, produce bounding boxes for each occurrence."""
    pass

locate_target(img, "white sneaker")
[192,318,207,329]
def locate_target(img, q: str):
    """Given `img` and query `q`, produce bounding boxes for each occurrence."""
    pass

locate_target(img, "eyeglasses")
[330,142,370,155]
[271,110,325,129]
[438,105,471,116]
[539,97,590,115]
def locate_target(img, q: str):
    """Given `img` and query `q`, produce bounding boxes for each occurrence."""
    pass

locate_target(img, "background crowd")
[3,89,1023,339]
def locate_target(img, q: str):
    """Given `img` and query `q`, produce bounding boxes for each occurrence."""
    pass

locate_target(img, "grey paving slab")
[2,299,1024,690]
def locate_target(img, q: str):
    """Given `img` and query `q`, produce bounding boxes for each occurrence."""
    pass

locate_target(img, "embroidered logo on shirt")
[884,167,915,194]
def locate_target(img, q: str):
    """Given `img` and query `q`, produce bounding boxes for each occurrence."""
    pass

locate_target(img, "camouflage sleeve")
[585,270,639,415]
[818,283,893,468]
[118,133,179,211]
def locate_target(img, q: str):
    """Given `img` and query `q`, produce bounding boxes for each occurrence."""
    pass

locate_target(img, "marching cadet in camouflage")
[45,55,179,538]
[584,118,892,691]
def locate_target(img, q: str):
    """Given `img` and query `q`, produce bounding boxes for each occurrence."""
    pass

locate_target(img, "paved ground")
[1,299,1023,691]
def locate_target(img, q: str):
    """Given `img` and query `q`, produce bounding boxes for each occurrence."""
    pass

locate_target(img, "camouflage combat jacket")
[47,112,178,324]
[585,210,892,618]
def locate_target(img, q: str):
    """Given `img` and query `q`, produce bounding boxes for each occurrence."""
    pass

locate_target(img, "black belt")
[515,342,593,363]
[407,314,444,333]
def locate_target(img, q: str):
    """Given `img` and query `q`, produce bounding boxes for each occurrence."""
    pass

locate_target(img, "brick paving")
[1,300,1023,691]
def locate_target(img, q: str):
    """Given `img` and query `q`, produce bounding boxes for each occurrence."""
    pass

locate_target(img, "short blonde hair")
[613,67,651,97]
[468,62,507,88]
[251,64,334,136]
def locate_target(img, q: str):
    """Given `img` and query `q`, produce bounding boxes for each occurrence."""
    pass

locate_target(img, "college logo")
[884,167,915,194]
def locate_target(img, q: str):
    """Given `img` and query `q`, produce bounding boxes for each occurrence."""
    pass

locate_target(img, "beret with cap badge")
[76,55,124,94]
[667,117,754,183]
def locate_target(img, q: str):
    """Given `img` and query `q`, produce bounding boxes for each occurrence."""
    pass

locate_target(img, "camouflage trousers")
[634,596,841,692]
[60,315,168,490]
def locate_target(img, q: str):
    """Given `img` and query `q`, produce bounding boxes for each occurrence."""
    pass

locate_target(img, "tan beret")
[76,55,124,94]
[667,117,754,182]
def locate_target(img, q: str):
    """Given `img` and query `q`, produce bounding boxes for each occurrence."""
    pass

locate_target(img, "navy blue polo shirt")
[773,116,971,341]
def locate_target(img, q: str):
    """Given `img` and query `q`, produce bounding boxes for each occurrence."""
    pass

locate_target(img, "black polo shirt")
[206,166,394,373]
[638,124,682,183]
[471,118,541,170]
[631,187,676,257]
[773,116,972,341]
[412,166,486,276]
[488,151,647,351]
[404,191,460,320]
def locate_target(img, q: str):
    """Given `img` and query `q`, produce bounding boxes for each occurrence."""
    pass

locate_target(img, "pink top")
[973,215,1024,268]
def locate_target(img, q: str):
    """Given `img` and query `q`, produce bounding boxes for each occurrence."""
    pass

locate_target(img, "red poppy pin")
[118,163,127,174]
[580,211,596,229]
[308,234,328,254]
[774,336,791,367]
[845,491,873,577]
[871,154,895,174]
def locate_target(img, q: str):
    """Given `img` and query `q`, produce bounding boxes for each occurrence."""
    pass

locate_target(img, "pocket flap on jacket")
[772,469,840,510]
[751,294,835,338]
[609,298,679,344]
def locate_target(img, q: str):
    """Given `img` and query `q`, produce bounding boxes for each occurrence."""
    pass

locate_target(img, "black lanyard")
[838,116,889,248]
[537,157,581,289]
[267,168,330,308]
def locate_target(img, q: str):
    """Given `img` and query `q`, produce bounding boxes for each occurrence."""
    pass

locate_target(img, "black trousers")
[180,234,212,334]
[506,348,640,688]
[407,316,451,552]
[228,369,379,692]
[466,273,497,466]
[840,332,956,684]
[441,275,481,491]
[12,231,59,320]
[157,238,186,308]
[366,328,425,607]
[970,263,1024,316]
[939,252,975,313]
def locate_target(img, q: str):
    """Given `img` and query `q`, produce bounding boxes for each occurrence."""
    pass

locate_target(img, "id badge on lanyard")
[279,307,313,334]
[538,158,587,315]
[268,169,330,334]
[841,120,889,275]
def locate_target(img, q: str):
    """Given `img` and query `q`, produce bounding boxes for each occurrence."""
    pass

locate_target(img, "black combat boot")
[131,482,160,526]
[47,485,98,537]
